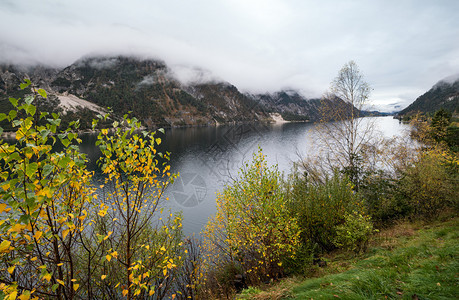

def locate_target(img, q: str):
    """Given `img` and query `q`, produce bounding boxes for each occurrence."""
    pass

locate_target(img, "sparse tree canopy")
[315,61,375,188]
[331,60,371,111]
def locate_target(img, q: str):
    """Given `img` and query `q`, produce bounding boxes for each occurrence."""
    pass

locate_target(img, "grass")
[238,215,459,299]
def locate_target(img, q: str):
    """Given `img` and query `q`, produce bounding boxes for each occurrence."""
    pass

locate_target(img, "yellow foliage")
[0,240,12,253]
[203,149,300,285]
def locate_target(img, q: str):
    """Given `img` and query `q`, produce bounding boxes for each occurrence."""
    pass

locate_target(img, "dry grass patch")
[372,221,416,250]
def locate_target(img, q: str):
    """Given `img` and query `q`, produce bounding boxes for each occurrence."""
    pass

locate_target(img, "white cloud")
[138,75,157,86]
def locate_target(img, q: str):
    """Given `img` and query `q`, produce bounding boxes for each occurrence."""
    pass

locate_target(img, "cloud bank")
[1,0,459,111]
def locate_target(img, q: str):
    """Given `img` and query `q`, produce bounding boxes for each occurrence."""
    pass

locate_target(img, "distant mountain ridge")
[398,75,459,117]
[248,90,323,122]
[1,55,352,129]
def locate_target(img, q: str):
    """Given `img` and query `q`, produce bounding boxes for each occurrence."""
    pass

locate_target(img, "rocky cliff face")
[0,55,343,129]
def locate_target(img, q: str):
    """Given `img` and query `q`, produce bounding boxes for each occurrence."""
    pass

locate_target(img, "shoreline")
[0,115,313,140]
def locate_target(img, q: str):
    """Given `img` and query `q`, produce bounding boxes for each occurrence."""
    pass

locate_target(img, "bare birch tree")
[314,61,376,189]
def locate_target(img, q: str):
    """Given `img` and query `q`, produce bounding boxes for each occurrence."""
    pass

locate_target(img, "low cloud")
[86,57,119,70]
[439,73,459,85]
[0,0,458,108]
[169,65,223,85]
[138,75,156,86]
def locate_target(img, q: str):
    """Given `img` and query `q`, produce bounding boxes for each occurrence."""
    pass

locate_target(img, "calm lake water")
[77,116,411,236]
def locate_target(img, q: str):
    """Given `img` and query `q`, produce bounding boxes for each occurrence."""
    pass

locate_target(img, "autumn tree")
[0,82,185,299]
[315,61,375,189]
[81,114,183,299]
[203,149,300,293]
[0,80,94,299]
[430,108,452,144]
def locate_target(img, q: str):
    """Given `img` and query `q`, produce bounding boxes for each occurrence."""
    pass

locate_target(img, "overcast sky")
[1,0,458,111]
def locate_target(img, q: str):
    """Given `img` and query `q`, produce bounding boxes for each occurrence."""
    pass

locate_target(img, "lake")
[77,116,409,236]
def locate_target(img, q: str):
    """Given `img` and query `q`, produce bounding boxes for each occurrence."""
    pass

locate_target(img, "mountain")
[1,55,351,130]
[398,75,459,117]
[247,90,323,122]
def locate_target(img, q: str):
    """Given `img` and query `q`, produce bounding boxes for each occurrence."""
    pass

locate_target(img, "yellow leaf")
[0,240,11,253]
[122,289,128,297]
[1,183,10,191]
[103,231,112,241]
[9,223,26,233]
[8,291,18,300]
[101,275,107,280]
[43,273,52,282]
[8,265,15,274]
[18,292,31,300]
[98,210,107,217]
[111,251,118,258]
[163,268,167,276]
[62,229,70,239]
[56,279,65,286]
[106,255,111,262]
[0,203,8,213]
[73,284,79,291]
[33,231,43,240]
[160,246,166,252]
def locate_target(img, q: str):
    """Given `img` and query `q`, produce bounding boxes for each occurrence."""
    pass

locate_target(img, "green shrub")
[360,171,410,224]
[281,242,316,276]
[286,170,364,252]
[398,148,456,218]
[333,211,376,254]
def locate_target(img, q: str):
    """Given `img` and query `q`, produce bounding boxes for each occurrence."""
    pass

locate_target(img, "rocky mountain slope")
[247,90,323,122]
[398,75,459,117]
[1,55,350,129]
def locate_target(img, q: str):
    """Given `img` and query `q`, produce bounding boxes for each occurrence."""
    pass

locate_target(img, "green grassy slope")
[238,216,458,300]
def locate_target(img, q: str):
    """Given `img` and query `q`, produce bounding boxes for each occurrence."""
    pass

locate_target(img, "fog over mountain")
[399,74,459,116]
[436,73,459,86]
[1,0,459,112]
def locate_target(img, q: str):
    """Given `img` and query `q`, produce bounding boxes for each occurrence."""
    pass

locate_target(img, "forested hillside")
[398,76,459,117]
[1,56,352,130]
